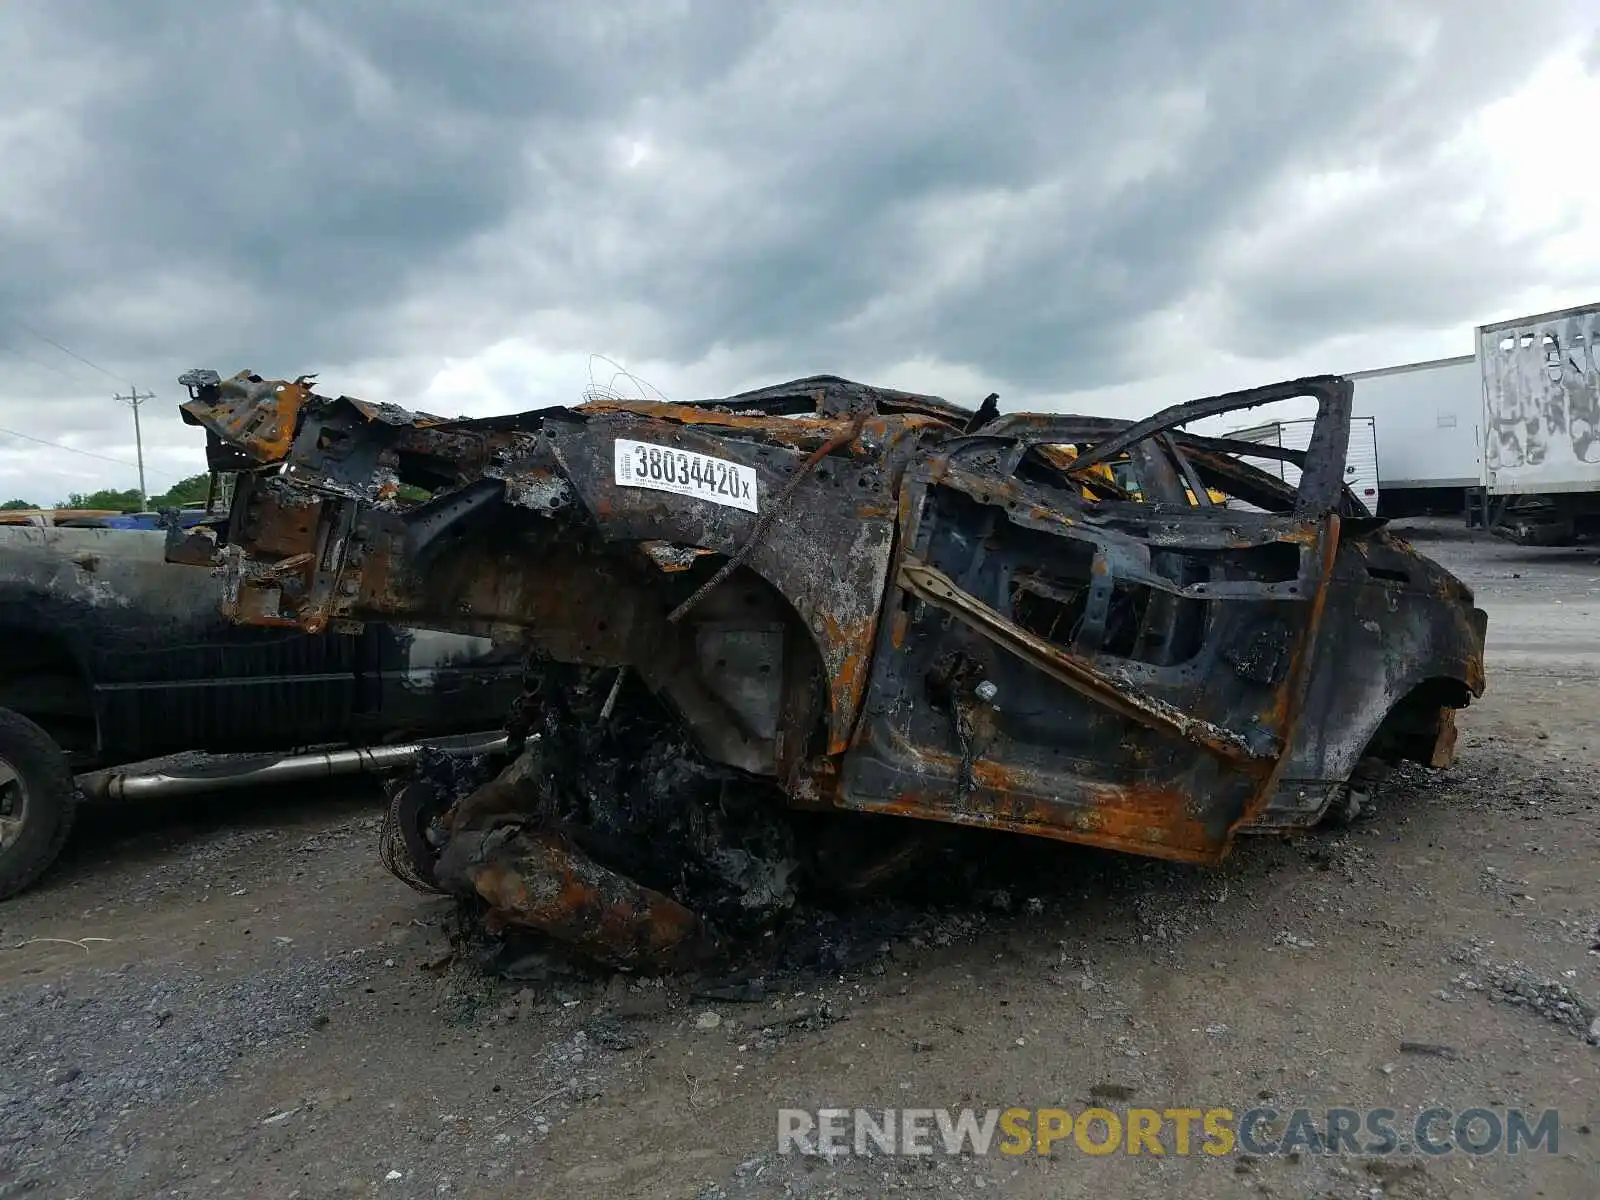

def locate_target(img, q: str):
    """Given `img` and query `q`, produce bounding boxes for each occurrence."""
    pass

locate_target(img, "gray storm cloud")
[1,0,1595,496]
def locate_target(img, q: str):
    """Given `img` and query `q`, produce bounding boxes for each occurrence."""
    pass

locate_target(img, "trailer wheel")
[0,707,78,901]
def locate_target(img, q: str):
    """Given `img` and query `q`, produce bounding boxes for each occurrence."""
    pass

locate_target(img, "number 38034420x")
[612,438,759,513]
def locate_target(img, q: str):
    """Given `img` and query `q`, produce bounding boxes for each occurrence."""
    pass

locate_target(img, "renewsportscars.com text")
[777,1105,1562,1158]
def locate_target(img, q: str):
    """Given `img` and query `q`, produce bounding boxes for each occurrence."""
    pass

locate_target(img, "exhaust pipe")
[77,731,510,802]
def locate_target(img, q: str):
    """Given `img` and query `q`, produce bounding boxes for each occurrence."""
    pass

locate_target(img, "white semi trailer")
[1345,355,1481,518]
[1477,301,1600,544]
[1216,359,1476,519]
[1222,415,1381,516]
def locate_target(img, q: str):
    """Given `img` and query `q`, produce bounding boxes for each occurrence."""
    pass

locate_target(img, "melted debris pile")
[385,657,812,974]
[517,662,801,937]
[384,656,1030,981]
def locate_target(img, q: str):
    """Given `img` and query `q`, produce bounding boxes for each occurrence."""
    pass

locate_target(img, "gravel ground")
[2,950,373,1181]
[1,520,1596,1199]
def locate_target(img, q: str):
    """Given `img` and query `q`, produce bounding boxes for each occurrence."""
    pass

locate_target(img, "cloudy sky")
[2,0,1598,504]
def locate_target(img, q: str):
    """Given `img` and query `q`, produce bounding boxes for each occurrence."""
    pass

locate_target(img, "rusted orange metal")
[843,771,1226,864]
[1228,512,1342,836]
[178,371,314,464]
[1429,707,1460,769]
[462,830,719,971]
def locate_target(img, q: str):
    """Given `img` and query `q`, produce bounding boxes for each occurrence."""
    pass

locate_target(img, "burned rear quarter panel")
[1263,528,1486,812]
[540,413,907,755]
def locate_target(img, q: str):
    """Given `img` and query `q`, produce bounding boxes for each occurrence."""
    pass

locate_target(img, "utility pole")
[113,387,155,509]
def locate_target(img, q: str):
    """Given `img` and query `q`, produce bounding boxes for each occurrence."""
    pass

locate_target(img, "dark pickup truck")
[0,523,524,899]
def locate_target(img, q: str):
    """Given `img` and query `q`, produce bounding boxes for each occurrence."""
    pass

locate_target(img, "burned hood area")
[168,367,1488,976]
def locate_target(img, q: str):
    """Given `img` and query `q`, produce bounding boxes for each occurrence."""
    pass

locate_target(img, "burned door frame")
[837,377,1357,864]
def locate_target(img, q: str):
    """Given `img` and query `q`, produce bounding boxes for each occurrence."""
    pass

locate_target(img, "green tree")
[0,498,35,511]
[148,474,213,509]
[42,471,220,513]
[62,488,143,512]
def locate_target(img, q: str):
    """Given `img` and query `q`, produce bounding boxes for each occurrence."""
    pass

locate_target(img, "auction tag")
[613,438,758,513]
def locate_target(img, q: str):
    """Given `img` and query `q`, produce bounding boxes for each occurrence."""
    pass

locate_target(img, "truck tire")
[0,706,78,901]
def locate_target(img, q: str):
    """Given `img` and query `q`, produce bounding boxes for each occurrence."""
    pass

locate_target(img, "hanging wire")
[581,352,671,405]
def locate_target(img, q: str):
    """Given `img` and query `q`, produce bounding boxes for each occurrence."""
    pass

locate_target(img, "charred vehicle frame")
[169,367,1488,969]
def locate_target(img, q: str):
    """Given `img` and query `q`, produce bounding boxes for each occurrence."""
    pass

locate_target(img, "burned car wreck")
[169,368,1487,970]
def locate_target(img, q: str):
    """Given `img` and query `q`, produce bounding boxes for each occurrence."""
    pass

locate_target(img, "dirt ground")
[1,520,1596,1200]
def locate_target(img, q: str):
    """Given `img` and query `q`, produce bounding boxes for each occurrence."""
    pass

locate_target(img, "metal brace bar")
[897,558,1271,764]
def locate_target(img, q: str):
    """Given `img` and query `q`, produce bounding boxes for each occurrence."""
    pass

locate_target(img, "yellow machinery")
[1041,446,1223,506]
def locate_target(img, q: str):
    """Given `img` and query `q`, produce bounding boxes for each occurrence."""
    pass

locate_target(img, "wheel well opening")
[661,559,834,770]
[0,629,96,756]
[1365,676,1472,767]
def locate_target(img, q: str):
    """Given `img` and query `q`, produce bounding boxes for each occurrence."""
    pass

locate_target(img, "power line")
[0,339,79,380]
[8,318,130,386]
[0,424,137,467]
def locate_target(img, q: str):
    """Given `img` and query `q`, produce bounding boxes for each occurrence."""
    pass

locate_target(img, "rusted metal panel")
[176,370,316,465]
[439,825,721,971]
[172,366,1488,966]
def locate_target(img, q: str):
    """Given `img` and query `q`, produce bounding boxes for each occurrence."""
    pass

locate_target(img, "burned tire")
[0,706,78,901]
